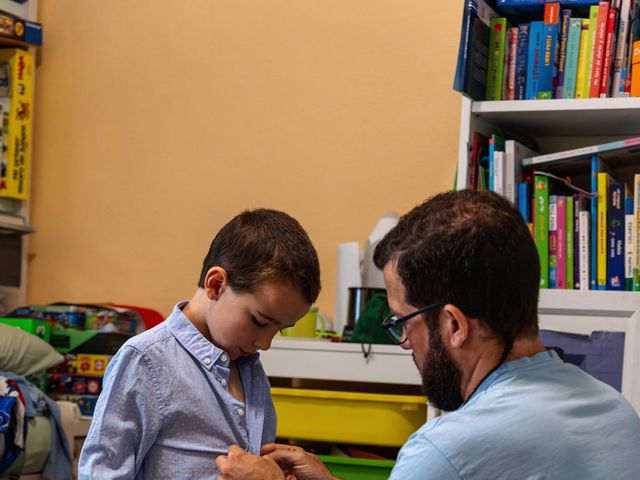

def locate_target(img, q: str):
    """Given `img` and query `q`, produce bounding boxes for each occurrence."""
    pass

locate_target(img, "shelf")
[0,213,34,235]
[260,338,420,386]
[471,98,640,137]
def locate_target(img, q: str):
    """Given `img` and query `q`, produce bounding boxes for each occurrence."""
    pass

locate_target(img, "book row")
[465,132,640,290]
[455,0,640,100]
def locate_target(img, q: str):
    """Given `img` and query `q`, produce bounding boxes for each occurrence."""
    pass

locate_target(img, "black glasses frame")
[382,303,442,344]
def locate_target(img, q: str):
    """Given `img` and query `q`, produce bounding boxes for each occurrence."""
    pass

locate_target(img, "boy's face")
[206,280,310,360]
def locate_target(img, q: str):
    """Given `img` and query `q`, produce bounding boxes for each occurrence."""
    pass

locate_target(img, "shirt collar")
[165,301,260,370]
[465,349,560,405]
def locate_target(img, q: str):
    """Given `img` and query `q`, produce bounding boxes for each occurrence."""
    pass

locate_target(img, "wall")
[28,1,461,320]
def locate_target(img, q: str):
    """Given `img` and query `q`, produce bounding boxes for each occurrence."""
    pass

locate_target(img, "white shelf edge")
[539,289,640,316]
[472,98,640,114]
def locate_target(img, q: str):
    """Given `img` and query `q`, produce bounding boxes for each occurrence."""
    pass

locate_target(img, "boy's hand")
[262,443,339,480]
[216,445,286,480]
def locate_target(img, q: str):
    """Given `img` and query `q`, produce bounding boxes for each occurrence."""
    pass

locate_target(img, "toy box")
[48,373,103,396]
[0,317,51,342]
[72,354,112,377]
[49,330,130,354]
[0,48,34,200]
[51,394,99,416]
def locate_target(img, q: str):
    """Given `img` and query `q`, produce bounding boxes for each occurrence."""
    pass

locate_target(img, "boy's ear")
[204,267,228,299]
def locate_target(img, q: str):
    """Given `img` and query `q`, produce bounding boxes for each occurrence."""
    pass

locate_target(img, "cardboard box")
[0,48,34,200]
[51,394,99,416]
[49,330,130,354]
[0,317,50,342]
[72,354,112,377]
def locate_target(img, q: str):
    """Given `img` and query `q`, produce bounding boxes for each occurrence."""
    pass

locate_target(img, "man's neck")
[461,335,546,402]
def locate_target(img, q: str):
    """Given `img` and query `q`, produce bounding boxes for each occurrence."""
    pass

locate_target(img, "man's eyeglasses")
[382,303,442,345]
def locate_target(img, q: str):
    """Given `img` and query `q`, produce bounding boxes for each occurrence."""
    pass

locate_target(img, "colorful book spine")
[607,183,625,290]
[535,174,550,288]
[506,27,519,100]
[556,9,572,98]
[557,195,567,289]
[549,195,559,288]
[582,6,600,97]
[625,195,634,290]
[0,49,34,200]
[519,182,531,222]
[573,195,584,288]
[487,18,509,100]
[589,2,610,98]
[612,0,632,97]
[516,23,530,99]
[590,155,599,289]
[562,18,582,98]
[538,3,561,99]
[566,195,574,289]
[633,173,640,290]
[579,210,591,291]
[494,151,506,195]
[597,171,612,289]
[632,40,640,97]
[527,21,546,99]
[523,136,640,166]
[599,7,618,97]
[575,18,592,98]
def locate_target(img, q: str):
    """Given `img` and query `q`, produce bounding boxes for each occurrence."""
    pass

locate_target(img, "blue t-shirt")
[390,350,640,479]
[79,302,276,479]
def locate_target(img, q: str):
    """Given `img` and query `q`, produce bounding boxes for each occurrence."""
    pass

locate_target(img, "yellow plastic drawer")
[271,387,427,447]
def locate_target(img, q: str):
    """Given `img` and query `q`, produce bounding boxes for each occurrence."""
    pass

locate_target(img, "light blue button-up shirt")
[78,302,276,479]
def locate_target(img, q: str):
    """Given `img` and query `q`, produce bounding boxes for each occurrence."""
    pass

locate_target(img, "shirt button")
[220,378,227,386]
[220,354,228,362]
[237,408,244,416]
[203,357,211,365]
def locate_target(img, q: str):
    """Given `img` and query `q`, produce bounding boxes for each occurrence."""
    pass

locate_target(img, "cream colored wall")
[28,1,462,320]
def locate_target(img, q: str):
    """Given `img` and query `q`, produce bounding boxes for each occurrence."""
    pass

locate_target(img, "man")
[217,190,640,480]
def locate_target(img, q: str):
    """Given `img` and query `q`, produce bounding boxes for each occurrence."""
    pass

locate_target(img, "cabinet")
[0,0,38,316]
[456,96,640,413]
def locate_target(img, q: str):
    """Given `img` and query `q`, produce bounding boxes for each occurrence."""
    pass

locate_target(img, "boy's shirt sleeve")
[78,345,165,479]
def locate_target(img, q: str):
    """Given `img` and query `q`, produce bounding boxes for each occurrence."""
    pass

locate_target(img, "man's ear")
[441,304,471,350]
[204,267,228,300]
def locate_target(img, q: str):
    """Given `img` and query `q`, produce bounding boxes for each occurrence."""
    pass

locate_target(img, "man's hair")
[374,190,540,360]
[198,209,321,304]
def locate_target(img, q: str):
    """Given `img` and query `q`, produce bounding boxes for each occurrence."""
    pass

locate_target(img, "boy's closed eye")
[251,316,268,328]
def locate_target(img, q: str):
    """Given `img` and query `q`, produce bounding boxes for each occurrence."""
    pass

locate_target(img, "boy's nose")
[254,334,273,351]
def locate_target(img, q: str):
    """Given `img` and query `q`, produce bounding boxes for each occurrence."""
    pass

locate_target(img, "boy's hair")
[374,190,540,360]
[198,209,321,304]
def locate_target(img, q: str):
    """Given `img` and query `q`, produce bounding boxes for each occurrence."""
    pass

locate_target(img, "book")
[557,195,568,289]
[607,183,625,289]
[549,195,559,288]
[494,151,507,194]
[526,21,546,98]
[589,2,611,98]
[562,17,583,98]
[522,135,640,167]
[506,27,519,99]
[0,49,34,200]
[599,7,618,97]
[579,210,591,290]
[597,171,614,289]
[454,0,500,100]
[633,174,640,290]
[488,134,505,191]
[583,5,600,96]
[518,182,531,221]
[556,9,573,98]
[575,18,592,97]
[537,4,561,99]
[535,174,550,288]
[625,195,634,290]
[516,24,530,98]
[566,194,574,289]
[632,40,640,96]
[487,17,509,100]
[611,0,632,97]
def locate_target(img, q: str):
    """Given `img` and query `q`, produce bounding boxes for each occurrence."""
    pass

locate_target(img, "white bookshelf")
[457,96,640,414]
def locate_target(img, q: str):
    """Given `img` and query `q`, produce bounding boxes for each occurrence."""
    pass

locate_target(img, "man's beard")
[418,328,464,412]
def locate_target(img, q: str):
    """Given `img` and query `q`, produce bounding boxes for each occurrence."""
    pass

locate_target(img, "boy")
[78,209,320,479]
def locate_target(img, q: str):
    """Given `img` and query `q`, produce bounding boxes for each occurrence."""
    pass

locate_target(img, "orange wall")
[28,1,461,320]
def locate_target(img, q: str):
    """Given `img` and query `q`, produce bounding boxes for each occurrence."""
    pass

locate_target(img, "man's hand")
[216,445,286,480]
[262,443,339,480]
